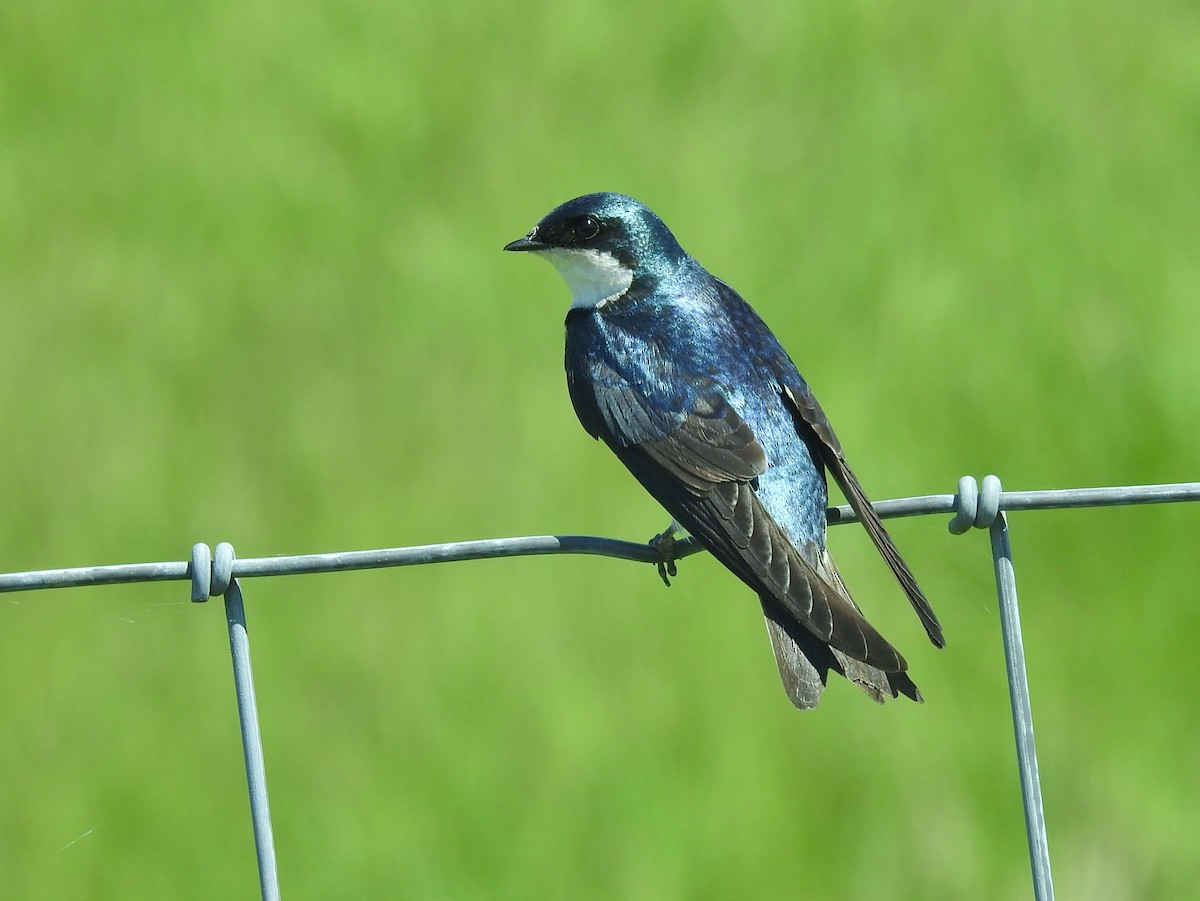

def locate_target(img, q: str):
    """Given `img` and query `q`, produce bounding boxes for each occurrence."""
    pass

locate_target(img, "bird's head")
[504,193,689,309]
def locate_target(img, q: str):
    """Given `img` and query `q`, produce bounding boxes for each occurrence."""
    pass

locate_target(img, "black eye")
[574,216,600,241]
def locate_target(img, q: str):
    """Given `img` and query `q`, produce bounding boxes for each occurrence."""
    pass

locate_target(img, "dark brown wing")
[782,383,946,648]
[566,344,920,705]
[614,393,912,673]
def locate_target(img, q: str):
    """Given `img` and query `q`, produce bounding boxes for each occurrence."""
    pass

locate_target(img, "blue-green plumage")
[506,193,944,709]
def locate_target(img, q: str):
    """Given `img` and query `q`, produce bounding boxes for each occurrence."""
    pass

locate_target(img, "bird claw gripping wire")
[649,527,679,587]
[190,542,237,601]
[948,474,1003,534]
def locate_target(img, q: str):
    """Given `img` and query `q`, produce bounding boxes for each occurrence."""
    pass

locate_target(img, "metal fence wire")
[3,475,1199,901]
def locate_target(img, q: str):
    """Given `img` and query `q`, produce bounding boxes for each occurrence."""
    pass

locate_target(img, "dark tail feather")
[761,598,922,709]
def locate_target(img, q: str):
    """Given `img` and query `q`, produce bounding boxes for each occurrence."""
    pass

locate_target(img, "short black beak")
[503,233,548,252]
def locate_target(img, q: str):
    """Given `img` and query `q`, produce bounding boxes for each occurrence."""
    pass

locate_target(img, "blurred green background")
[2,1,1198,898]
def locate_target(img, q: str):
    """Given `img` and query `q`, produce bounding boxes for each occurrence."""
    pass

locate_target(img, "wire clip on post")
[949,475,1054,901]
[191,542,281,901]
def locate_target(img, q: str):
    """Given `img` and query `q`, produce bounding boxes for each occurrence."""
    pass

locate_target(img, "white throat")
[537,248,634,309]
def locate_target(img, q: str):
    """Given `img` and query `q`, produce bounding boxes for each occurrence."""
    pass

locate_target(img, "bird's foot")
[649,526,679,587]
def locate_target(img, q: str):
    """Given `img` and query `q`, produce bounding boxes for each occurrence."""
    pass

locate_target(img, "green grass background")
[3,1,1198,898]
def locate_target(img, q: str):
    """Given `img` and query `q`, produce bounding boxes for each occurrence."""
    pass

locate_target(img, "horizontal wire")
[826,481,1200,524]
[3,481,1198,595]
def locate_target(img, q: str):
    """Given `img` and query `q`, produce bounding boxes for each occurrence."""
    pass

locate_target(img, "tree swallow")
[505,193,944,709]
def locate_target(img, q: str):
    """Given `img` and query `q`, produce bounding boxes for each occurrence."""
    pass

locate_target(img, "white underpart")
[537,247,634,309]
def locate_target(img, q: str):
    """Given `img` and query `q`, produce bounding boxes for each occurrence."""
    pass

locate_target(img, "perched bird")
[505,193,944,709]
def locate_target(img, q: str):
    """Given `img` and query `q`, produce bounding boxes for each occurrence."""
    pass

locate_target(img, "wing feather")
[621,395,909,673]
[781,383,946,648]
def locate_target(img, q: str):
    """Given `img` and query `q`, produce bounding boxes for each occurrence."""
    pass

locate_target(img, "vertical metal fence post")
[225,577,282,901]
[989,511,1055,901]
